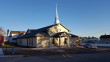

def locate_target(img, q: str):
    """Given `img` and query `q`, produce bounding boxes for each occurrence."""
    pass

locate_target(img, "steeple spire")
[55,4,60,24]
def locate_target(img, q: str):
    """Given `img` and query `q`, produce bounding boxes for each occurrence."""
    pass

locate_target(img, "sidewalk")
[0,48,4,57]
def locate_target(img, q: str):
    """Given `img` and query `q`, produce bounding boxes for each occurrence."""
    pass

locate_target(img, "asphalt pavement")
[0,53,110,62]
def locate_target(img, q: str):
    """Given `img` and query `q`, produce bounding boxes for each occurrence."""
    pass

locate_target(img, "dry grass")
[0,44,15,48]
[3,48,107,56]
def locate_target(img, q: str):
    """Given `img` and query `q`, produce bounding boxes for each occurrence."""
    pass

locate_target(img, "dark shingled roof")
[53,32,68,37]
[18,24,55,38]
[53,32,78,37]
[100,35,110,38]
[18,23,70,38]
[13,33,25,39]
[69,34,79,37]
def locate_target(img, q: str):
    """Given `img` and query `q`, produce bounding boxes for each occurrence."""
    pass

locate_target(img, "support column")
[49,37,51,48]
[59,36,61,47]
[67,36,70,47]
[36,37,38,48]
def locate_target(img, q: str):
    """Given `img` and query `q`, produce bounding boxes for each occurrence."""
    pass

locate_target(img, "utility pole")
[6,29,9,50]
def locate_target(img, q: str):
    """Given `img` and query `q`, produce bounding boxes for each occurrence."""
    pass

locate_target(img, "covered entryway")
[52,32,70,47]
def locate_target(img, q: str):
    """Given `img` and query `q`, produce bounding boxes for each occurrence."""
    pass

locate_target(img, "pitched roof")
[13,33,24,39]
[57,23,70,32]
[18,25,54,38]
[53,32,69,37]
[100,35,110,38]
[18,23,70,38]
[10,31,25,34]
[69,34,78,37]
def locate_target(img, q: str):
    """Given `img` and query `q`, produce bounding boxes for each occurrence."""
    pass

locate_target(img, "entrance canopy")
[52,32,70,38]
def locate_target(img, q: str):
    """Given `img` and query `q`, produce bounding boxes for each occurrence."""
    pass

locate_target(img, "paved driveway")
[0,53,110,62]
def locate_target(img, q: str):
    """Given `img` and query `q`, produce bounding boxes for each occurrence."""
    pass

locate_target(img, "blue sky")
[0,0,110,37]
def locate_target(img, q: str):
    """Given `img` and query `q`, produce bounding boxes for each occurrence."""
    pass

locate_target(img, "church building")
[17,5,78,48]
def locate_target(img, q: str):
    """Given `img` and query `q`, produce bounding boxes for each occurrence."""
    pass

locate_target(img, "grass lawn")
[96,47,110,52]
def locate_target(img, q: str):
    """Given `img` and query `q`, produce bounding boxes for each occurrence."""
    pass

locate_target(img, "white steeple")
[55,4,60,24]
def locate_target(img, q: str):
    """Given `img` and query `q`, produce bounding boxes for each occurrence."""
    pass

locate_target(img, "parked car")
[83,44,92,48]
[83,44,97,48]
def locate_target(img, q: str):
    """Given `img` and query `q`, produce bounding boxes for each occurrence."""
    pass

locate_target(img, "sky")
[0,0,110,37]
